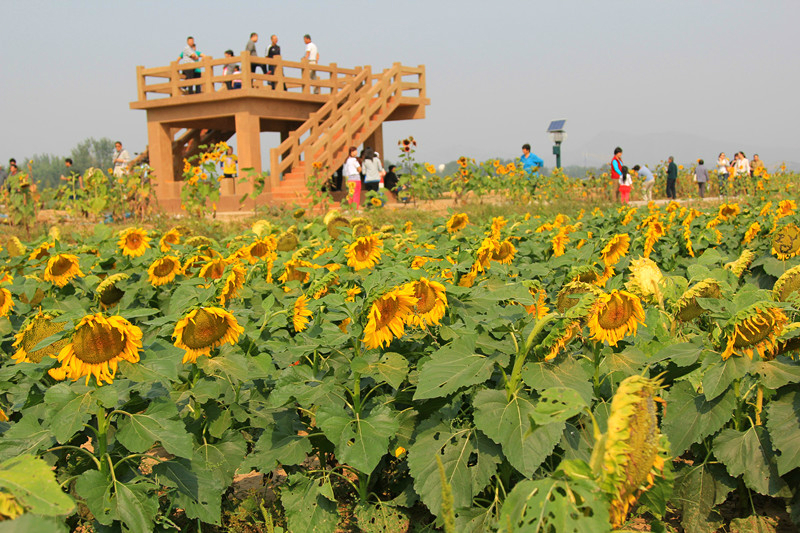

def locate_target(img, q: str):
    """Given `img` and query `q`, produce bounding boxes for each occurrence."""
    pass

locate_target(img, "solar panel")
[547,120,566,132]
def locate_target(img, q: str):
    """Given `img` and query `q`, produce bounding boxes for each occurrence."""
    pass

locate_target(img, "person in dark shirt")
[665,156,678,199]
[383,165,398,201]
[266,34,281,89]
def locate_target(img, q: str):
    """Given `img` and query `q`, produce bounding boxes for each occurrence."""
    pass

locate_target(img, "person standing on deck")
[246,32,266,77]
[267,35,281,89]
[303,34,319,94]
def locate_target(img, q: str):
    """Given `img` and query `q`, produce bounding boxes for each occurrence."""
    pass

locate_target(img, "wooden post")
[365,124,384,160]
[170,61,180,97]
[241,53,252,89]
[275,56,284,92]
[235,111,263,197]
[202,57,213,94]
[136,65,145,101]
[147,120,176,202]
[418,64,426,98]
[301,59,310,94]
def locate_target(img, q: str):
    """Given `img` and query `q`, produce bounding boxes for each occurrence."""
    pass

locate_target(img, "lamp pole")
[547,121,566,170]
[552,141,562,169]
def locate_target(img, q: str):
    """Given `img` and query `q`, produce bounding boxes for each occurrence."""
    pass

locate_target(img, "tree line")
[17,138,117,189]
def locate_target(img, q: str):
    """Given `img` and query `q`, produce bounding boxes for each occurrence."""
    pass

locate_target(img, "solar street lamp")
[547,120,567,169]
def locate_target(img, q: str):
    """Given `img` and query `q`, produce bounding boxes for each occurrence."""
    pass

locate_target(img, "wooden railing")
[269,62,426,186]
[134,53,362,101]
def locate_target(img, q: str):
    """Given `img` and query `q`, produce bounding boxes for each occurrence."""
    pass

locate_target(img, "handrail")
[134,52,362,101]
[269,62,413,188]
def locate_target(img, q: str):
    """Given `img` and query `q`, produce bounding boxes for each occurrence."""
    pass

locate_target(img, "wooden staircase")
[268,63,408,206]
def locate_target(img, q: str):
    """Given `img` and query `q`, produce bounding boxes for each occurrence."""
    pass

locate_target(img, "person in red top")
[610,147,623,202]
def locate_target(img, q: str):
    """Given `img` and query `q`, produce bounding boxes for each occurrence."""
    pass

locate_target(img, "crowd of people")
[608,147,767,204]
[178,33,319,94]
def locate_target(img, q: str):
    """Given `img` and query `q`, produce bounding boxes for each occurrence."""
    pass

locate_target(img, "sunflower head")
[724,249,756,278]
[674,279,721,321]
[28,241,54,261]
[293,208,306,219]
[774,264,800,302]
[772,223,800,260]
[251,219,273,237]
[219,264,247,306]
[159,229,182,252]
[406,278,448,327]
[363,285,418,350]
[185,235,215,249]
[446,213,469,233]
[199,258,229,281]
[276,231,299,252]
[589,375,667,528]
[6,237,26,258]
[490,239,516,265]
[625,257,663,300]
[346,234,383,271]
[12,311,70,364]
[721,304,788,361]
[278,259,315,286]
[601,234,631,267]
[326,216,351,240]
[173,307,244,364]
[538,319,580,362]
[0,288,13,318]
[292,295,313,332]
[556,281,603,315]
[246,236,277,263]
[54,314,143,385]
[118,228,150,258]
[587,290,646,346]
[96,273,129,308]
[148,256,182,287]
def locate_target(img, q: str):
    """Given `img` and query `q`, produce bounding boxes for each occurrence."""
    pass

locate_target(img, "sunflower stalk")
[506,313,557,397]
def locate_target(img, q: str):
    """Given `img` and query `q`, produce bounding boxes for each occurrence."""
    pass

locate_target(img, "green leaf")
[651,342,704,367]
[496,477,610,533]
[0,417,56,462]
[281,473,339,533]
[529,387,589,425]
[729,515,778,533]
[193,431,247,489]
[153,459,224,524]
[713,427,789,497]
[43,384,96,444]
[472,389,563,476]
[317,402,399,474]
[414,340,498,400]
[754,357,800,389]
[242,409,312,471]
[670,464,730,533]
[0,455,74,516]
[353,501,410,533]
[120,339,182,384]
[766,391,800,475]
[351,351,409,390]
[522,357,594,404]
[0,515,69,533]
[116,399,193,458]
[198,350,251,383]
[110,479,158,533]
[75,470,113,525]
[663,380,735,456]
[407,420,501,516]
[701,356,752,401]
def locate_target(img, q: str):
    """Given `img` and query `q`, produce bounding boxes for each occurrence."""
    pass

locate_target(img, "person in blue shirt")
[521,144,544,176]
[632,164,655,202]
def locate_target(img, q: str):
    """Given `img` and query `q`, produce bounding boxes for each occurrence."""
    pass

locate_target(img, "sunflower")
[491,239,516,265]
[446,213,469,233]
[717,203,740,220]
[405,278,447,327]
[621,208,637,226]
[643,222,665,258]
[346,234,383,271]
[185,235,214,249]
[525,287,550,319]
[199,258,228,281]
[28,241,54,261]
[489,216,508,239]
[278,259,314,285]
[6,237,26,257]
[625,257,663,301]
[326,215,351,240]
[539,319,580,362]
[772,223,800,260]
[551,228,570,257]
[363,285,418,350]
[251,219,272,237]
[475,238,500,272]
[53,314,143,385]
[601,234,630,267]
[0,288,12,318]
[173,307,244,364]
[96,273,129,308]
[774,264,800,302]
[742,222,761,245]
[246,236,277,263]
[147,256,181,286]
[219,264,247,306]
[570,265,601,285]
[117,228,150,258]
[556,281,603,315]
[724,249,756,278]
[721,305,788,361]
[587,290,645,346]
[181,254,209,276]
[590,376,667,528]
[292,295,313,332]
[159,229,182,252]
[458,263,480,288]
[293,208,306,219]
[674,279,721,321]
[12,311,70,364]
[276,231,299,251]
[776,200,797,218]
[41,253,84,287]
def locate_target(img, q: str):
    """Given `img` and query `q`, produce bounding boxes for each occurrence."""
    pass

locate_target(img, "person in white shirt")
[113,141,130,177]
[734,151,751,194]
[361,147,384,194]
[303,34,319,94]
[343,146,362,208]
[717,152,730,196]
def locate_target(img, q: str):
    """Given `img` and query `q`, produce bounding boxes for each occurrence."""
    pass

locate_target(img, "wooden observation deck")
[129,53,429,211]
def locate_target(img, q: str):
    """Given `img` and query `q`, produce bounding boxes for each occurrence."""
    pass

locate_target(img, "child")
[618,165,633,204]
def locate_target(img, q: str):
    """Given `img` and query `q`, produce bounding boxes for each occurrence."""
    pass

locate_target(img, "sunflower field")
[1,198,800,532]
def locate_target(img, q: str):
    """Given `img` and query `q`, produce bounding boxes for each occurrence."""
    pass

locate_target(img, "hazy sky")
[2,1,799,169]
